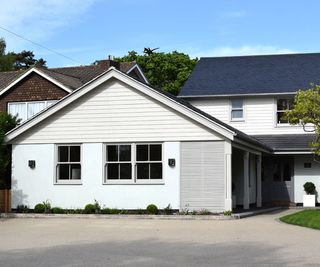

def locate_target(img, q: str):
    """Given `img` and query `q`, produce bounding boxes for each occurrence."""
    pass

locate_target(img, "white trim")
[229,98,245,122]
[0,68,72,96]
[178,92,297,98]
[126,64,149,84]
[274,151,312,155]
[5,67,235,143]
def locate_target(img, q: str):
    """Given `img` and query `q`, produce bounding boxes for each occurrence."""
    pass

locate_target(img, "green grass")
[280,210,320,230]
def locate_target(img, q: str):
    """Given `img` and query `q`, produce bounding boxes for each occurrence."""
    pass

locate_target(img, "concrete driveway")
[0,209,319,267]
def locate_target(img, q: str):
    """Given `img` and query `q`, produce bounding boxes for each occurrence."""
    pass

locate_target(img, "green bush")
[84,204,96,214]
[43,200,51,213]
[146,204,159,214]
[223,210,232,216]
[51,207,64,214]
[16,204,29,213]
[34,203,45,213]
[304,182,316,195]
[163,204,173,215]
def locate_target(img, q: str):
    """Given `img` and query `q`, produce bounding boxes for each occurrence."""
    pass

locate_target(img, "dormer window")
[276,99,293,124]
[230,99,244,121]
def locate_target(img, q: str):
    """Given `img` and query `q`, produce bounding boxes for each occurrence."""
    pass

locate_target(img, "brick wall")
[0,72,68,113]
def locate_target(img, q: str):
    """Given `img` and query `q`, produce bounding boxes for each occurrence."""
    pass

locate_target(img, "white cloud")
[0,0,96,51]
[188,45,298,58]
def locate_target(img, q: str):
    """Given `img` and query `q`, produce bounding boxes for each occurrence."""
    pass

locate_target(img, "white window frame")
[103,143,164,185]
[55,144,82,185]
[8,100,58,122]
[230,98,245,122]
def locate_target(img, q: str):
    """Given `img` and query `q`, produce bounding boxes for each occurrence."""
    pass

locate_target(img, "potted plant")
[303,182,316,207]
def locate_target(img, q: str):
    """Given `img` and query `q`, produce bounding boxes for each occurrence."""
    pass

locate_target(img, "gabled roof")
[179,53,320,97]
[4,67,271,152]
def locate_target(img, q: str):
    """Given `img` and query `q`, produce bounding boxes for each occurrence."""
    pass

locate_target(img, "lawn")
[280,210,320,230]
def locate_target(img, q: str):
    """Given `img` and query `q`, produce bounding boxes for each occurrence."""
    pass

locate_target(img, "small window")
[105,145,132,180]
[231,99,244,120]
[276,99,293,124]
[136,144,162,180]
[56,145,81,183]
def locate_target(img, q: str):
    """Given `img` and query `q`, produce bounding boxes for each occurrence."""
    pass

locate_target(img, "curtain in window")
[27,102,46,119]
[8,103,26,121]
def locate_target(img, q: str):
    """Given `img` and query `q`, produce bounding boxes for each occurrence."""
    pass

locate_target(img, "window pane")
[58,164,69,180]
[231,110,243,119]
[150,163,162,179]
[71,164,81,180]
[107,163,119,179]
[70,146,80,162]
[120,163,132,179]
[27,102,45,119]
[119,145,131,161]
[277,112,288,124]
[231,99,243,109]
[137,163,149,179]
[150,144,161,161]
[8,103,26,121]
[58,146,69,162]
[137,145,148,161]
[107,145,118,162]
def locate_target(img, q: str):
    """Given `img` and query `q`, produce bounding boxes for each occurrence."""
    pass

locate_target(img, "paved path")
[0,209,319,266]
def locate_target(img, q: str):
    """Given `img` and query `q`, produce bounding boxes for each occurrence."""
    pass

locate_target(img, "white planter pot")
[303,194,316,207]
[232,195,237,209]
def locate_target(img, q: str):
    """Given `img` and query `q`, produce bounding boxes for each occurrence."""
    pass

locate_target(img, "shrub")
[304,182,316,195]
[16,204,29,213]
[101,208,111,214]
[34,203,45,213]
[223,210,232,216]
[51,207,64,214]
[43,200,51,213]
[146,204,159,214]
[198,209,211,215]
[163,204,173,215]
[84,204,96,214]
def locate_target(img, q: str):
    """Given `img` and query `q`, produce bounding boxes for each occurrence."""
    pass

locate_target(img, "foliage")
[16,204,29,213]
[304,182,316,195]
[198,209,211,215]
[84,204,96,214]
[146,204,159,214]
[163,204,173,215]
[223,210,232,216]
[0,112,20,189]
[51,207,64,214]
[42,200,51,213]
[0,37,46,72]
[280,210,320,230]
[286,84,320,155]
[34,203,46,213]
[115,50,197,95]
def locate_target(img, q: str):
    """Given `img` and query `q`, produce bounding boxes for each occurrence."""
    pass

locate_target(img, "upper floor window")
[230,99,244,121]
[276,99,293,124]
[8,100,58,122]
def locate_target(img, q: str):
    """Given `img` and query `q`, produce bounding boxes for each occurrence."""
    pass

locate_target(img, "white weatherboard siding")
[190,97,308,135]
[11,142,180,209]
[13,80,223,144]
[180,141,226,212]
[294,155,320,203]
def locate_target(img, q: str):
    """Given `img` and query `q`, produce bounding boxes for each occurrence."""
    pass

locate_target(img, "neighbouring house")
[0,59,147,122]
[179,53,320,207]
[4,53,320,213]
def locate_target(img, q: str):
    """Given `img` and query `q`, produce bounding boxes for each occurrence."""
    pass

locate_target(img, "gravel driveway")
[0,209,319,267]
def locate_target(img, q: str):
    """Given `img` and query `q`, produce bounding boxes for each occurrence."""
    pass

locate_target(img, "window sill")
[230,119,245,122]
[103,180,165,185]
[54,180,82,185]
[275,124,301,128]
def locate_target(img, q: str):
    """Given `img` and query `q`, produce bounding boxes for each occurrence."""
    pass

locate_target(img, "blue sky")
[1,0,320,67]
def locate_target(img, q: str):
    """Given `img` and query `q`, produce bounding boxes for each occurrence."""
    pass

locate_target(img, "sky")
[0,0,320,67]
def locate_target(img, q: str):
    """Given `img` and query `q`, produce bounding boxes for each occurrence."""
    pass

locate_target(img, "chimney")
[95,55,120,70]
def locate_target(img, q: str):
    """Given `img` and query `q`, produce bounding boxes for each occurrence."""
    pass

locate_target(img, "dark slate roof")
[179,53,320,97]
[0,61,138,92]
[253,134,315,151]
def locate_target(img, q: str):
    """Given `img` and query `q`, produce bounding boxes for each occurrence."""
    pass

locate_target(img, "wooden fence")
[0,189,11,213]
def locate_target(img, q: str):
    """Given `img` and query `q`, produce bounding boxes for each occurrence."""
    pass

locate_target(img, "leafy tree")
[115,50,197,95]
[0,113,19,189]
[0,37,46,71]
[286,84,320,155]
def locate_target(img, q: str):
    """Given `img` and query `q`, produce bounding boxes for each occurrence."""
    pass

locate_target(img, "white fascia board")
[233,138,271,154]
[126,64,149,84]
[0,68,72,96]
[274,151,312,155]
[178,92,297,98]
[5,67,235,142]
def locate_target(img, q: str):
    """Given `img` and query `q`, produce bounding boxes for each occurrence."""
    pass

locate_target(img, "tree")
[286,83,320,155]
[0,112,19,189]
[115,50,197,95]
[0,37,46,71]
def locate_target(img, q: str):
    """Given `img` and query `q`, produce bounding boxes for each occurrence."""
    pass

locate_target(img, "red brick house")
[0,59,148,122]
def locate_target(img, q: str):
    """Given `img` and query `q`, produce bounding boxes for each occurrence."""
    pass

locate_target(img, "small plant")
[94,199,101,212]
[146,204,159,214]
[163,204,173,215]
[304,182,316,195]
[43,200,51,213]
[84,204,96,214]
[198,209,211,215]
[51,207,64,214]
[179,204,190,215]
[16,204,29,213]
[34,203,45,213]
[223,210,232,216]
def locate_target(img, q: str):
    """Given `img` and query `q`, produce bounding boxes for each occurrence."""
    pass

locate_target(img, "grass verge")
[280,210,320,230]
